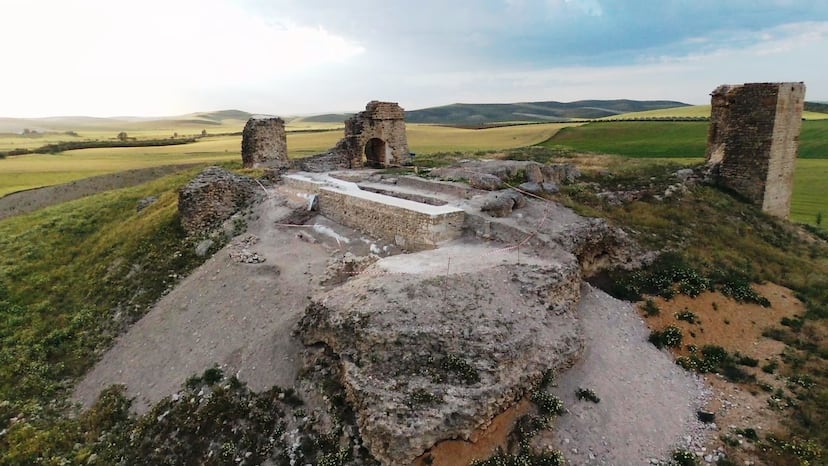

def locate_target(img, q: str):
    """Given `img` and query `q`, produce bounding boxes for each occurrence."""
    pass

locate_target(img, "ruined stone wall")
[317,188,464,250]
[706,82,805,219]
[178,166,259,235]
[241,117,288,169]
[343,101,411,168]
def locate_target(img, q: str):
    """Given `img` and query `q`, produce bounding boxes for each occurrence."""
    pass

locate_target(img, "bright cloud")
[0,0,826,116]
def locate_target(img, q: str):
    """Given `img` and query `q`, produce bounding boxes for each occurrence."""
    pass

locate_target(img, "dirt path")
[73,194,389,412]
[0,164,201,220]
[544,284,712,465]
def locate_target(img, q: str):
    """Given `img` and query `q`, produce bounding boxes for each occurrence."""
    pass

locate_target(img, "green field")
[608,104,828,121]
[0,123,574,197]
[544,120,827,227]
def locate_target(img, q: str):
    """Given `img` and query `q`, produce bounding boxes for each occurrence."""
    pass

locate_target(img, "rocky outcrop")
[481,189,526,217]
[431,160,580,188]
[178,166,261,235]
[296,246,583,465]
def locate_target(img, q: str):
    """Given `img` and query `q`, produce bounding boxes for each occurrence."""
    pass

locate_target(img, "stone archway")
[364,138,387,167]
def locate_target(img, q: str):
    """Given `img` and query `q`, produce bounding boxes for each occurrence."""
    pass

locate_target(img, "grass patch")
[0,168,225,461]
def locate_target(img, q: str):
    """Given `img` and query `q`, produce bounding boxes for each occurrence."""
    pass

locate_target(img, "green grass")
[557,164,828,464]
[791,159,828,226]
[0,167,227,462]
[546,121,709,158]
[543,120,828,227]
[0,123,574,196]
[607,105,828,121]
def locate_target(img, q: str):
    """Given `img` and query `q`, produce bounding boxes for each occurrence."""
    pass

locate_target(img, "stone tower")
[241,117,289,169]
[336,101,411,168]
[705,82,805,219]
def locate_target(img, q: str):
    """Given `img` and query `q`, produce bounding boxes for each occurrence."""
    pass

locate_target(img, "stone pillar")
[241,117,288,169]
[705,82,805,219]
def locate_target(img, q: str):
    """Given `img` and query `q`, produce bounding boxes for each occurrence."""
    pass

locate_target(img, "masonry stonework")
[283,175,463,250]
[337,101,411,168]
[241,117,288,169]
[705,82,805,219]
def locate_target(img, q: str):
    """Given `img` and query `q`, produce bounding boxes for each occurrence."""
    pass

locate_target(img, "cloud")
[0,0,364,116]
[1,0,827,116]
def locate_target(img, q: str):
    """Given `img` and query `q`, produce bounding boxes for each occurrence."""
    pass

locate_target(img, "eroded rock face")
[296,246,583,465]
[178,166,260,235]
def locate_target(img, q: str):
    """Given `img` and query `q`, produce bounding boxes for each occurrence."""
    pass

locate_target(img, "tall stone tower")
[241,117,289,169]
[705,82,805,219]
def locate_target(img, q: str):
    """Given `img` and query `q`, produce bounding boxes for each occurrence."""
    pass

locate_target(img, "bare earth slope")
[73,194,385,411]
[544,284,711,465]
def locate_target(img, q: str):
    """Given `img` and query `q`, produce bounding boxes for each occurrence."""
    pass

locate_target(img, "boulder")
[541,182,560,194]
[524,162,545,183]
[518,182,543,195]
[481,190,525,217]
[297,247,583,466]
[469,173,503,191]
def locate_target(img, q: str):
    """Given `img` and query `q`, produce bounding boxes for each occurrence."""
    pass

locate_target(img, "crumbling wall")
[241,117,288,169]
[178,166,259,235]
[705,82,805,219]
[297,101,411,171]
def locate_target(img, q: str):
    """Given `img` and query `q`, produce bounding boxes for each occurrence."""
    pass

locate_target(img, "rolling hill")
[403,100,690,124]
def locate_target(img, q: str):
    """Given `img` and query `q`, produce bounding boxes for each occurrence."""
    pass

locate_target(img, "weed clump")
[575,388,600,403]
[649,326,683,349]
[641,298,661,316]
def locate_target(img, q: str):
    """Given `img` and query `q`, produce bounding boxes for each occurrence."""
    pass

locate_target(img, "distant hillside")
[298,113,354,123]
[403,100,690,125]
[805,102,828,114]
[0,110,253,133]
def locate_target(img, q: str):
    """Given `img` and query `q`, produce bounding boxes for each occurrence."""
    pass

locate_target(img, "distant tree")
[201,129,208,137]
[173,132,178,139]
[117,131,128,141]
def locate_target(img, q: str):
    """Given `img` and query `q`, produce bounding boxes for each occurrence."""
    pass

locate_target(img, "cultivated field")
[608,104,828,120]
[0,123,575,196]
[544,120,828,227]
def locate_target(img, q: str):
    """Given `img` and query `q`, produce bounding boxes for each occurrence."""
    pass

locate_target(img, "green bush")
[649,326,683,349]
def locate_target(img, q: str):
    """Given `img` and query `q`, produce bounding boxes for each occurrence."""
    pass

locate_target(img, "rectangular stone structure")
[706,82,805,219]
[284,174,464,250]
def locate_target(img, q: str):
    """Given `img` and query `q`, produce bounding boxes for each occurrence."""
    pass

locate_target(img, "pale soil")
[639,283,806,465]
[415,284,712,466]
[0,164,201,220]
[541,284,712,466]
[73,194,396,412]
[73,176,718,465]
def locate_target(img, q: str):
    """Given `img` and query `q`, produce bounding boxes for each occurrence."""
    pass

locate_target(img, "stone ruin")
[241,117,288,169]
[705,82,805,219]
[178,166,259,235]
[298,101,412,171]
[337,100,411,168]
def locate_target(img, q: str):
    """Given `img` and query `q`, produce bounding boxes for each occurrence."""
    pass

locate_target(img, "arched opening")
[363,138,387,168]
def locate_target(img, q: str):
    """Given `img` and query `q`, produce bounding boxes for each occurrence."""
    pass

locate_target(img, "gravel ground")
[543,283,714,465]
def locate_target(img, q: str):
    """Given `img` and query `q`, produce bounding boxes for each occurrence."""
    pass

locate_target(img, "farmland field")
[608,104,828,121]
[0,123,575,197]
[544,120,827,227]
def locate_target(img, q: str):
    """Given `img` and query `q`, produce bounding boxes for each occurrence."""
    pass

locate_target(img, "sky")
[2,0,828,117]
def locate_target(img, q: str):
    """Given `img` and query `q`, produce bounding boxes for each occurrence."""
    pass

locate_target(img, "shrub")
[649,326,683,349]
[762,360,779,374]
[642,298,661,316]
[575,388,600,403]
[671,448,698,465]
[675,309,700,324]
[530,390,565,417]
